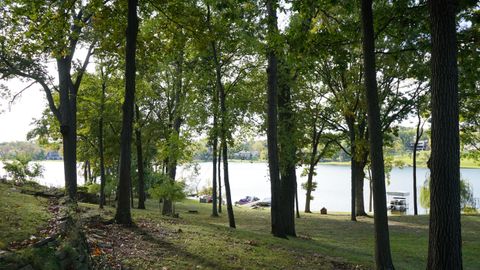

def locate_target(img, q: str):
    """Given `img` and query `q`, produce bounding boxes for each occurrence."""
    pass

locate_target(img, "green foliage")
[149,178,186,203]
[301,181,317,200]
[198,186,213,196]
[3,155,44,183]
[420,177,477,211]
[419,180,430,210]
[0,142,49,160]
[83,183,101,194]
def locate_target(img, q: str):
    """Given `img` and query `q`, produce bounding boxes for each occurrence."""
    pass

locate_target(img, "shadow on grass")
[130,225,223,269]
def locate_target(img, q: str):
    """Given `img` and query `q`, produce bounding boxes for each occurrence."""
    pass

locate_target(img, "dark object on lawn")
[321,207,327,215]
[188,210,199,214]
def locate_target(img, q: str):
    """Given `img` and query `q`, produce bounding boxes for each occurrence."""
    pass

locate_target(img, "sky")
[0,79,47,143]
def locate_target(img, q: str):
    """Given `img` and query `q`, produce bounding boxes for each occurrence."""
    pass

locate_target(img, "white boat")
[387,192,410,212]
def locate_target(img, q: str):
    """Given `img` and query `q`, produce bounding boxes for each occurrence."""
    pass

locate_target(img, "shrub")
[3,155,44,183]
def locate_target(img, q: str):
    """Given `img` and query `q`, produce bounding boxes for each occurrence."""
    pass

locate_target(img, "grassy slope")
[0,183,51,249]
[86,199,479,270]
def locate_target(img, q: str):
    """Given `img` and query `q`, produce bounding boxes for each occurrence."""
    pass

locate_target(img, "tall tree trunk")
[218,145,222,213]
[87,160,92,183]
[412,106,425,216]
[305,126,318,213]
[211,39,235,228]
[115,0,138,225]
[266,0,286,238]
[222,142,235,228]
[295,182,300,218]
[162,45,184,216]
[347,120,357,221]
[360,0,394,268]
[99,96,106,208]
[99,73,106,208]
[412,117,420,216]
[278,77,296,236]
[58,58,77,201]
[304,162,315,213]
[211,114,219,217]
[84,161,88,185]
[130,180,134,208]
[355,160,368,216]
[427,0,462,268]
[135,105,146,209]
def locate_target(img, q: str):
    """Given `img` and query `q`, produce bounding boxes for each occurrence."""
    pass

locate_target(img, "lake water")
[177,162,480,215]
[2,160,478,215]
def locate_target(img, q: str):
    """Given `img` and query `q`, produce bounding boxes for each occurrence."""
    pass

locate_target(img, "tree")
[149,179,186,216]
[115,0,139,226]
[427,0,462,268]
[0,0,103,200]
[412,95,429,216]
[360,0,394,268]
[266,0,286,239]
[135,104,146,209]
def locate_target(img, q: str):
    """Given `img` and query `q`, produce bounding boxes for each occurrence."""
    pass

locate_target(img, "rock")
[0,249,12,260]
[55,250,68,260]
[187,210,198,214]
[33,236,57,247]
[97,242,113,249]
[320,207,327,215]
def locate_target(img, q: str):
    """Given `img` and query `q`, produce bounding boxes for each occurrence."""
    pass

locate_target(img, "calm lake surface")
[2,161,478,215]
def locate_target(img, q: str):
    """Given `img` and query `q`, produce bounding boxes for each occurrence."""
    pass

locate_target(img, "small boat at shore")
[387,191,409,212]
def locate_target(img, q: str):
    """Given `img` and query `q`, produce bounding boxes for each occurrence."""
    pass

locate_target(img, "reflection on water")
[0,160,478,215]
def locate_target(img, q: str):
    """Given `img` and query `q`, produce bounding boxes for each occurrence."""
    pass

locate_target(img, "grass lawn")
[83,198,480,270]
[0,183,51,249]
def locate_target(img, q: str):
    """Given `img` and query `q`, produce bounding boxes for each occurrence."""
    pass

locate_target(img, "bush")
[86,183,101,194]
[3,155,44,183]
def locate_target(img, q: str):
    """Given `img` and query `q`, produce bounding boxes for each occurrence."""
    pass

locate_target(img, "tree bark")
[266,0,286,238]
[360,0,394,268]
[427,0,462,268]
[412,110,422,216]
[222,142,236,228]
[355,160,368,216]
[278,68,296,236]
[295,182,300,218]
[135,105,146,209]
[115,0,138,226]
[347,119,357,222]
[211,38,235,228]
[305,161,315,213]
[162,43,184,216]
[218,145,222,213]
[87,160,92,183]
[84,161,88,184]
[57,58,77,201]
[211,113,219,217]
[99,71,106,208]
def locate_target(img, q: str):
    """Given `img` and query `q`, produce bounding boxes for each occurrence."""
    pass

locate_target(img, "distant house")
[45,151,62,160]
[408,140,429,151]
[233,150,259,160]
